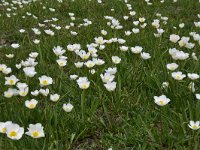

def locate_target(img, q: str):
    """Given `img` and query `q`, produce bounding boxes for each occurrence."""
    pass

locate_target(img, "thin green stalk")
[160,108,164,150]
[81,90,86,121]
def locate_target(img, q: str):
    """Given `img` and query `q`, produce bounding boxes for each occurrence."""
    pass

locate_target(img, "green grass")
[0,0,200,149]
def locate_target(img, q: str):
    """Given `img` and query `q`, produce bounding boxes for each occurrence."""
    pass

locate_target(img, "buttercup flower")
[112,56,121,64]
[5,75,19,85]
[188,73,199,80]
[50,94,60,102]
[166,63,178,71]
[0,121,12,133]
[172,71,186,80]
[6,123,24,140]
[104,82,117,91]
[188,121,200,130]
[25,99,38,109]
[76,77,90,89]
[154,95,170,106]
[39,75,53,86]
[63,103,74,112]
[26,123,45,138]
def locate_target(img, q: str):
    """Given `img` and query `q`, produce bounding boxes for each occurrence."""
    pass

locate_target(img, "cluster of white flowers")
[0,122,45,140]
[101,67,117,91]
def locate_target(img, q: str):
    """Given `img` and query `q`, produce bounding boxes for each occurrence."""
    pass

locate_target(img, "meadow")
[0,0,200,149]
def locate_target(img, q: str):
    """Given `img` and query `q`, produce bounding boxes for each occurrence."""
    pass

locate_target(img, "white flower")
[95,37,105,45]
[120,46,128,52]
[92,58,105,65]
[166,63,178,71]
[169,34,180,43]
[104,82,117,91]
[112,56,121,64]
[32,28,41,35]
[132,28,140,34]
[23,67,37,77]
[131,46,143,54]
[44,29,54,36]
[25,99,38,109]
[78,51,90,60]
[118,39,126,44]
[31,90,39,96]
[172,71,186,80]
[139,17,146,22]
[5,75,19,85]
[18,87,29,97]
[39,88,49,96]
[0,64,7,72]
[39,75,53,86]
[11,43,20,49]
[63,103,74,112]
[125,31,132,36]
[105,67,117,75]
[192,53,198,61]
[56,59,67,67]
[16,82,28,89]
[33,39,40,44]
[188,73,199,80]
[76,77,90,89]
[6,123,24,140]
[70,75,78,80]
[29,52,39,58]
[53,46,66,56]
[6,54,14,58]
[26,123,45,138]
[75,62,84,68]
[19,29,25,33]
[169,48,189,60]
[179,23,185,28]
[84,60,95,68]
[154,95,170,106]
[178,37,190,47]
[70,31,78,35]
[101,30,107,35]
[162,82,169,89]
[188,121,200,130]
[4,88,15,98]
[141,52,151,60]
[100,73,115,83]
[188,82,195,93]
[50,94,60,102]
[133,21,139,26]
[2,67,12,74]
[195,94,200,100]
[0,121,12,133]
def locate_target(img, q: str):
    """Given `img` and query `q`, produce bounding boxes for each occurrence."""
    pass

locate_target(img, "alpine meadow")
[0,0,200,149]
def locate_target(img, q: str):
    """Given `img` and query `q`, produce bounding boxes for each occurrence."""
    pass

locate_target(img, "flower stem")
[160,108,164,150]
[81,90,86,121]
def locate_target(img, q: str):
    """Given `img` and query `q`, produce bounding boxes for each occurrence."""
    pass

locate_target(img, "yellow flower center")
[159,100,164,105]
[176,75,181,80]
[83,55,88,60]
[193,125,198,129]
[59,62,64,66]
[2,127,6,133]
[82,83,88,89]
[32,131,39,138]
[42,80,48,85]
[9,131,17,137]
[29,103,36,109]
[20,92,27,96]
[9,80,14,85]
[5,93,11,97]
